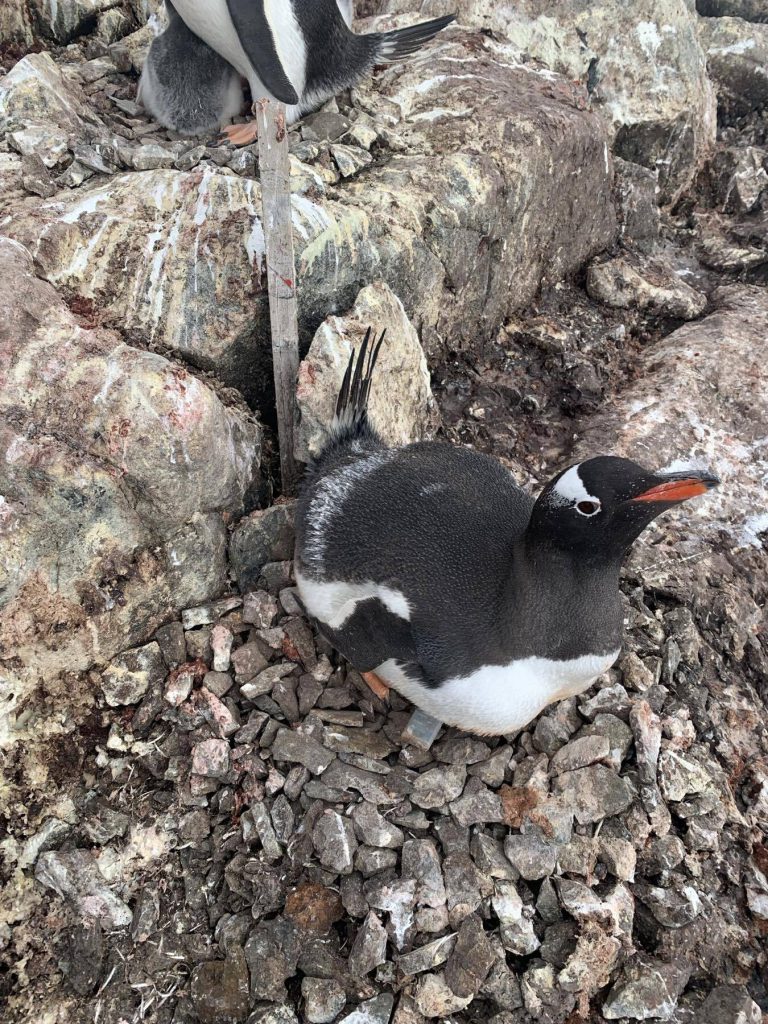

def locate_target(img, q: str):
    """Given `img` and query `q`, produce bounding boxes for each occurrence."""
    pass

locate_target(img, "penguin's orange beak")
[631,470,720,504]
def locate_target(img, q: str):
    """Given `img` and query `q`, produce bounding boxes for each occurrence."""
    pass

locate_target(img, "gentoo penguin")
[165,0,456,143]
[138,1,244,136]
[294,331,720,737]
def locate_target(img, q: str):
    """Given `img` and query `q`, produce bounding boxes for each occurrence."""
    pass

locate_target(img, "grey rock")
[443,913,495,998]
[155,621,186,666]
[347,911,388,976]
[614,158,660,253]
[700,17,768,117]
[363,877,416,950]
[60,919,103,996]
[243,590,280,629]
[401,839,446,908]
[449,778,504,825]
[240,663,296,700]
[181,596,242,629]
[351,802,404,848]
[587,254,706,321]
[204,671,234,697]
[101,642,165,707]
[492,881,540,956]
[356,846,398,876]
[411,764,466,810]
[192,738,230,779]
[19,818,72,868]
[82,804,131,845]
[331,143,373,177]
[443,852,487,927]
[313,810,358,874]
[8,125,69,169]
[397,934,457,977]
[699,985,763,1024]
[190,954,250,1024]
[580,714,634,771]
[710,147,768,215]
[470,833,516,881]
[301,978,346,1024]
[272,728,335,775]
[579,684,632,721]
[230,503,296,592]
[413,974,473,1018]
[35,850,132,928]
[658,748,714,803]
[231,643,269,683]
[552,765,634,824]
[243,918,300,1003]
[602,955,691,1020]
[637,882,702,928]
[503,833,557,880]
[549,735,610,776]
[338,994,394,1024]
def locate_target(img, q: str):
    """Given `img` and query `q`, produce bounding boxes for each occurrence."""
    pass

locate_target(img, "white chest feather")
[378,651,620,736]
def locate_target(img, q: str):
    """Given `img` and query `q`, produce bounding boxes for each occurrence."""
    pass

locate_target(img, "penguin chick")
[167,0,455,143]
[138,0,243,136]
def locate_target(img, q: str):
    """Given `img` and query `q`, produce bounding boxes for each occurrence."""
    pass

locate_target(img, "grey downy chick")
[138,0,243,135]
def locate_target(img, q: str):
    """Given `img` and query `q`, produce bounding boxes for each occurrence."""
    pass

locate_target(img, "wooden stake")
[255,99,300,497]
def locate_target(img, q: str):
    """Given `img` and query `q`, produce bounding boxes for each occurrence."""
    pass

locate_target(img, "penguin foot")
[219,121,259,147]
[360,671,390,701]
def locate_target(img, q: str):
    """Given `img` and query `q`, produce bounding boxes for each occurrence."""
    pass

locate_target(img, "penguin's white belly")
[378,651,620,736]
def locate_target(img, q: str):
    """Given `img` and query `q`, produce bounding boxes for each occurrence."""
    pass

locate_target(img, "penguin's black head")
[529,456,719,561]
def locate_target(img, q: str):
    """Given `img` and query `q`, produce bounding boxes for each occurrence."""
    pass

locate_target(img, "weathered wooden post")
[255,99,300,497]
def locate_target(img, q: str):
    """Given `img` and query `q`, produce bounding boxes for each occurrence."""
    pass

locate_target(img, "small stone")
[101,642,165,707]
[397,935,457,976]
[449,779,504,826]
[658,748,713,803]
[413,974,473,1018]
[411,764,466,810]
[230,504,296,593]
[230,642,269,682]
[471,833,516,880]
[240,663,296,699]
[313,810,358,874]
[356,846,398,876]
[284,883,343,936]
[211,624,234,672]
[243,802,282,861]
[442,852,487,927]
[272,728,335,775]
[154,621,186,666]
[338,994,394,1024]
[301,978,346,1024]
[182,596,241,630]
[348,911,388,976]
[503,833,556,880]
[637,883,702,928]
[197,687,240,738]
[244,918,301,1003]
[9,125,69,168]
[549,735,610,775]
[579,684,632,721]
[19,818,72,868]
[60,919,103,996]
[35,851,132,928]
[602,956,691,1020]
[401,839,446,908]
[587,254,706,321]
[444,913,495,998]
[179,809,210,842]
[131,889,159,943]
[243,590,279,629]
[331,143,373,177]
[699,985,762,1024]
[204,671,234,697]
[351,802,404,848]
[558,921,620,998]
[190,955,249,1024]
[164,663,196,706]
[492,881,540,955]
[364,877,416,950]
[580,714,633,771]
[552,765,634,824]
[401,708,443,751]
[192,738,231,779]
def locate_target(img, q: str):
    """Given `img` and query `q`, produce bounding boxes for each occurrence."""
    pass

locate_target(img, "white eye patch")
[549,464,602,516]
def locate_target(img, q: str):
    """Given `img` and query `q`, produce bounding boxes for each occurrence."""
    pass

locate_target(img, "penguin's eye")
[576,500,601,517]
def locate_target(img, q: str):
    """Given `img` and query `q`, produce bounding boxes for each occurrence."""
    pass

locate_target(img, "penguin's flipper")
[376,14,456,62]
[225,0,300,105]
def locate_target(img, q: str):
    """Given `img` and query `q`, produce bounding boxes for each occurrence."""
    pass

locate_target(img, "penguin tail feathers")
[330,326,386,445]
[375,14,456,63]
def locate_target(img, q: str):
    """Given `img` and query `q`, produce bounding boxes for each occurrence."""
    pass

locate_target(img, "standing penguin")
[138,1,244,136]
[294,330,720,736]
[164,0,456,143]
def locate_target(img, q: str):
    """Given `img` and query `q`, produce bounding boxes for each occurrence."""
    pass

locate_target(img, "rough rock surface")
[0,238,260,715]
[296,281,438,463]
[699,17,768,117]
[365,0,716,201]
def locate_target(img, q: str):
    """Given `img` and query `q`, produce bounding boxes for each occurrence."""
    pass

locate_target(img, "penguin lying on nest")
[294,330,719,737]
[139,0,455,142]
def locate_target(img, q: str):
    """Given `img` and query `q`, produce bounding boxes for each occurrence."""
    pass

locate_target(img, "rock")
[614,158,660,253]
[709,146,768,215]
[397,935,457,976]
[35,850,132,928]
[558,922,620,1001]
[313,810,358,874]
[697,0,768,19]
[339,994,394,1024]
[19,818,72,868]
[0,53,100,136]
[552,764,635,824]
[243,918,301,1003]
[698,985,763,1024]
[364,877,416,950]
[190,955,250,1024]
[658,748,713,803]
[0,0,34,48]
[4,29,615,408]
[29,0,118,43]
[192,739,231,779]
[449,780,504,826]
[272,728,335,775]
[348,911,388,976]
[413,974,473,1018]
[602,956,691,1020]
[369,0,714,202]
[411,764,466,810]
[587,254,707,321]
[351,802,404,848]
[401,839,446,909]
[492,881,540,956]
[699,18,768,117]
[301,978,347,1024]
[8,125,69,169]
[549,735,611,775]
[230,504,296,593]
[182,596,242,630]
[578,685,632,721]
[331,143,373,177]
[0,240,259,703]
[503,833,557,880]
[296,281,438,462]
[60,919,104,996]
[101,642,165,707]
[443,913,495,998]
[637,882,702,928]
[284,883,343,936]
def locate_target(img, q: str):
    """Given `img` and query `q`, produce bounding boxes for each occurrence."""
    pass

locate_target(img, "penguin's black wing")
[311,599,419,675]
[225,0,300,104]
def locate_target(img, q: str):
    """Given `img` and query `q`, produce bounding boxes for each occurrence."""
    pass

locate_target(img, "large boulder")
[295,281,439,463]
[2,27,616,404]
[0,238,261,716]
[364,1,716,203]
